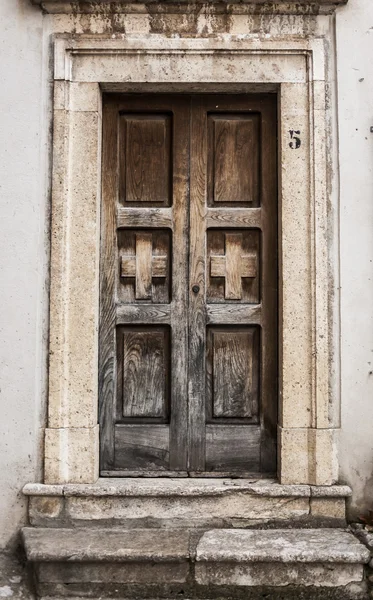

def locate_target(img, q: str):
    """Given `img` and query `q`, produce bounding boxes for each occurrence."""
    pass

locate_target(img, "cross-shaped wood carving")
[210,233,257,300]
[120,233,167,300]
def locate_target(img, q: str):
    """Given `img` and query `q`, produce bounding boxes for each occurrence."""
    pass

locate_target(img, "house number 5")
[289,130,301,149]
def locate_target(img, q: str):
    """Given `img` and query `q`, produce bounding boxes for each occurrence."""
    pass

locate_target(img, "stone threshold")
[24,478,352,529]
[23,477,352,498]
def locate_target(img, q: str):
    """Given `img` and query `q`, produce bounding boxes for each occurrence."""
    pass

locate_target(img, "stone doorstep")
[23,479,352,528]
[22,527,370,593]
[23,478,353,498]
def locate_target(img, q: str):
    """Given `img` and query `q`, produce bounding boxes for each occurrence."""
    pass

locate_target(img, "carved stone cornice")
[31,1,348,15]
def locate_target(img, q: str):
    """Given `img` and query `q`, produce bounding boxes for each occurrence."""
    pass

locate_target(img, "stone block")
[29,496,64,525]
[44,426,99,484]
[37,561,189,584]
[58,478,312,498]
[72,50,307,85]
[196,529,370,564]
[313,428,339,485]
[22,527,190,562]
[65,494,309,528]
[195,528,369,588]
[279,427,310,484]
[310,497,346,520]
[279,427,338,485]
[68,82,101,112]
[311,485,352,497]
[195,562,365,588]
[48,109,101,431]
[279,81,313,431]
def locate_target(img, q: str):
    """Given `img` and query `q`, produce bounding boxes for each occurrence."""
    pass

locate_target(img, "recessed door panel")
[120,114,172,206]
[208,113,260,207]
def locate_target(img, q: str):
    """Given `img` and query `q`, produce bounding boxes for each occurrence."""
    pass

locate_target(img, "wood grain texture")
[135,233,153,299]
[205,425,261,472]
[197,95,277,474]
[117,327,169,419]
[168,96,190,471]
[118,229,171,304]
[117,207,173,229]
[206,304,261,325]
[114,425,169,470]
[207,229,260,304]
[257,95,278,473]
[100,93,277,476]
[188,95,208,470]
[120,115,171,206]
[211,329,259,419]
[99,100,118,471]
[100,95,189,473]
[207,208,261,229]
[116,305,171,325]
[208,114,260,207]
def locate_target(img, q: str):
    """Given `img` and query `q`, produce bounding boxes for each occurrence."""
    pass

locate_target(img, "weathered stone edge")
[22,527,191,562]
[23,480,352,498]
[195,530,371,564]
[311,485,352,497]
[22,527,370,564]
[30,0,349,13]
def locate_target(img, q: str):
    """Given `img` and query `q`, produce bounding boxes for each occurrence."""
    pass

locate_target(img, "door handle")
[192,285,200,294]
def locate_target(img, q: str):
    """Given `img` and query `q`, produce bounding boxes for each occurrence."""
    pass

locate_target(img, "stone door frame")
[45,34,337,486]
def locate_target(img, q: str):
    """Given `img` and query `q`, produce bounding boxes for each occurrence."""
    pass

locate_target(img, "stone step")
[22,527,370,599]
[23,478,351,528]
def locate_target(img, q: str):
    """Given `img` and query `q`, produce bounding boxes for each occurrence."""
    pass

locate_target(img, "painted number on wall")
[289,130,301,149]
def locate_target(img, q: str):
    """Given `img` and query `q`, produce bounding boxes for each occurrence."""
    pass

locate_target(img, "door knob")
[192,285,200,294]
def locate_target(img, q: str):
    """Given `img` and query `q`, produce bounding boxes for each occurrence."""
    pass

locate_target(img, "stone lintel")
[31,0,348,15]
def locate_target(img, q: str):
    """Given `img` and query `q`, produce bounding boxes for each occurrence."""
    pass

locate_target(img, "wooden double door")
[99,94,277,476]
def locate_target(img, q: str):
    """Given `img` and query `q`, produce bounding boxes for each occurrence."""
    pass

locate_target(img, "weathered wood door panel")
[99,94,277,476]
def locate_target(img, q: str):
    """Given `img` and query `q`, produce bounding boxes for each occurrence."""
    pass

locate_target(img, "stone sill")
[23,478,352,498]
[31,0,348,15]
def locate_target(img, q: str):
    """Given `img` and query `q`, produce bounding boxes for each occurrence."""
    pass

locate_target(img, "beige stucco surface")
[1,0,373,548]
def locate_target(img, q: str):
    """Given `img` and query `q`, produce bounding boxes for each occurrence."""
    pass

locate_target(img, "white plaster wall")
[337,0,373,516]
[0,0,47,548]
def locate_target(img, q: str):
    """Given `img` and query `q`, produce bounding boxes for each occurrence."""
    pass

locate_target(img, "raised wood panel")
[117,208,173,229]
[118,229,171,304]
[208,114,260,207]
[207,328,259,420]
[114,425,169,470]
[206,304,261,326]
[205,425,261,472]
[116,304,171,325]
[206,208,261,229]
[207,229,260,303]
[117,327,170,419]
[120,114,172,206]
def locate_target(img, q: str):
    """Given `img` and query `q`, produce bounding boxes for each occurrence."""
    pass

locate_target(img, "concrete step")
[23,478,351,528]
[22,527,370,599]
